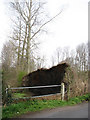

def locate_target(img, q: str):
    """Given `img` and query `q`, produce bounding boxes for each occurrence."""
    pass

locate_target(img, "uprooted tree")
[22,62,69,96]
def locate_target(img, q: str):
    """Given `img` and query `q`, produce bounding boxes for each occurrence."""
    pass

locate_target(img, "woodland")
[0,0,88,105]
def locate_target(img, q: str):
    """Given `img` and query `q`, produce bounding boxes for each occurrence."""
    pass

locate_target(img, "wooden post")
[61,83,65,101]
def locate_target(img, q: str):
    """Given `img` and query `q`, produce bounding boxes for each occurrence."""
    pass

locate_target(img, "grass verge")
[2,93,90,119]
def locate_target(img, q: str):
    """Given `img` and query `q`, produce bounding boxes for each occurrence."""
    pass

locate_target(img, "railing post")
[6,85,10,95]
[61,82,65,101]
[6,88,8,95]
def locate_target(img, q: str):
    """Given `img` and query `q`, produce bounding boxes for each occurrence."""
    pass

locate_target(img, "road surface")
[19,102,88,118]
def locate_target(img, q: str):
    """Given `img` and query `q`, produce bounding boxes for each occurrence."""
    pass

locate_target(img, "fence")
[6,83,66,102]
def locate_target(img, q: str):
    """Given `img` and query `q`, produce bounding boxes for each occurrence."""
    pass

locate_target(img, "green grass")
[12,93,28,98]
[2,93,90,119]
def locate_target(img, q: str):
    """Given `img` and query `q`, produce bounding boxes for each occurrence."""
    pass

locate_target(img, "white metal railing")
[9,84,61,90]
[6,83,66,101]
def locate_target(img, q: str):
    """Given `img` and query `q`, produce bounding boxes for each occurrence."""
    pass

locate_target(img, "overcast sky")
[0,0,89,66]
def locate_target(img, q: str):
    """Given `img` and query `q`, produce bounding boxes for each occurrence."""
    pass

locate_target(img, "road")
[19,103,88,118]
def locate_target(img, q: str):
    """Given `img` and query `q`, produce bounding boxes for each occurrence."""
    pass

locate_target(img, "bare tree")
[62,47,70,61]
[75,43,88,71]
[52,46,71,66]
[36,55,46,69]
[10,0,63,73]
[51,56,54,67]
[56,47,62,64]
[1,41,16,72]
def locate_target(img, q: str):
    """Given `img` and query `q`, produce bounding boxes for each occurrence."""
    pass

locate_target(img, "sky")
[0,0,89,67]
